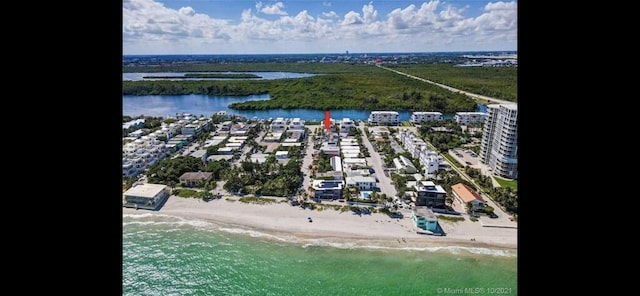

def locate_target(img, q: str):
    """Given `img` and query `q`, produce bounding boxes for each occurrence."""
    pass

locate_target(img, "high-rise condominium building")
[479,104,518,179]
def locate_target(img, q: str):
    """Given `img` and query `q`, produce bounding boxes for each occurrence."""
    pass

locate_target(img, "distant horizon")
[124,0,517,55]
[123,50,517,57]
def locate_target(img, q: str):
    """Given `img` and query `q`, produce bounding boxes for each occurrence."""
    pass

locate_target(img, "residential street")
[357,122,397,198]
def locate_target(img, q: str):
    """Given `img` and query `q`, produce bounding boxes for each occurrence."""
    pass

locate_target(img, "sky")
[123,0,517,55]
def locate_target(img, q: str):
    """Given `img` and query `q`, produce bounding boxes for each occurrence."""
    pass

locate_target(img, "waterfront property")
[311,179,344,200]
[454,112,487,125]
[479,104,517,179]
[451,183,486,211]
[411,206,438,232]
[179,172,213,187]
[413,181,447,208]
[410,112,443,124]
[123,183,171,210]
[368,111,400,126]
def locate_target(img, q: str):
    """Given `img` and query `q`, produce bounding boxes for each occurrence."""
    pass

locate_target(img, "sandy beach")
[123,195,517,253]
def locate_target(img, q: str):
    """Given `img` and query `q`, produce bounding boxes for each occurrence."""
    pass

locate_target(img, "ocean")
[123,214,517,296]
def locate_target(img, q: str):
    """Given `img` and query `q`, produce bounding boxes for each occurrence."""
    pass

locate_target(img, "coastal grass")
[494,177,517,190]
[442,153,463,168]
[437,215,465,222]
[239,196,277,204]
[173,188,207,199]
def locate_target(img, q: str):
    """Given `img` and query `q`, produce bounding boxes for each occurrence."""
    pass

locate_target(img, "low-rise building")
[451,183,486,211]
[275,151,289,159]
[345,176,377,191]
[312,179,343,200]
[368,111,399,126]
[339,118,356,133]
[270,117,287,130]
[413,181,447,208]
[411,206,438,232]
[179,172,213,187]
[410,112,443,124]
[393,155,417,174]
[454,112,487,125]
[123,183,170,210]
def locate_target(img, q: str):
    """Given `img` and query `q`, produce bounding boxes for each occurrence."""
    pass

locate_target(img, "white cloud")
[123,0,230,41]
[178,6,195,17]
[341,1,378,26]
[322,1,331,7]
[123,0,517,54]
[362,1,378,23]
[341,11,363,25]
[257,1,288,15]
[322,11,338,18]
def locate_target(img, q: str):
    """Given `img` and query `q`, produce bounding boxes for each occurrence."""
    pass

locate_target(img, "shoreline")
[123,195,517,254]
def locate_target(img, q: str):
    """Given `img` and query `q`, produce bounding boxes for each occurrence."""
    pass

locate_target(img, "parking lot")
[449,148,480,168]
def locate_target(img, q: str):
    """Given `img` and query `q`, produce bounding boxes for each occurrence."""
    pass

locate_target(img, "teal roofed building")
[411,206,438,232]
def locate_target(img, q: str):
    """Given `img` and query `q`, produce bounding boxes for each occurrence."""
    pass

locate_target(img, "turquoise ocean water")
[123,214,517,295]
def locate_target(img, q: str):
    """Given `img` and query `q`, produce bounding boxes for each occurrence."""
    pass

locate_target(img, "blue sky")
[123,0,517,55]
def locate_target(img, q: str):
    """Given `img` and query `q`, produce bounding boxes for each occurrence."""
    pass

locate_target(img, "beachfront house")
[179,172,213,187]
[411,206,438,232]
[451,183,486,211]
[123,183,170,210]
[345,176,377,191]
[413,181,447,208]
[312,179,343,200]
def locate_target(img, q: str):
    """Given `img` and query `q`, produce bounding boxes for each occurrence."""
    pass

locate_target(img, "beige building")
[123,183,170,210]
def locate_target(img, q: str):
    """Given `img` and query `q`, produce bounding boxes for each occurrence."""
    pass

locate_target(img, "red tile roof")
[451,183,485,204]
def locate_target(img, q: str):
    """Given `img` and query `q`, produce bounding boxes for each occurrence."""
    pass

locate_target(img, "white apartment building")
[339,118,356,133]
[270,117,287,130]
[410,112,443,124]
[397,129,442,175]
[454,112,488,125]
[288,118,305,130]
[368,111,399,126]
[479,104,518,179]
[345,176,377,191]
[122,137,168,177]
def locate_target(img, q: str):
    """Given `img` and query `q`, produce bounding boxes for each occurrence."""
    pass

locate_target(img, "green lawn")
[442,153,462,168]
[494,177,517,190]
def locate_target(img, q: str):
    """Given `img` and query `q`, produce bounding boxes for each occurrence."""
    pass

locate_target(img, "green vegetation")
[122,176,137,191]
[442,153,463,168]
[238,196,277,204]
[464,167,518,214]
[386,63,517,102]
[494,177,517,190]
[417,120,466,152]
[144,73,261,79]
[146,156,203,185]
[173,188,208,199]
[437,215,465,222]
[123,63,479,113]
[223,153,303,197]
[145,156,229,189]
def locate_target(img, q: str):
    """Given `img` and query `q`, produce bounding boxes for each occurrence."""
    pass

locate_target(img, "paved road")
[376,65,514,105]
[300,125,319,197]
[357,122,397,198]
